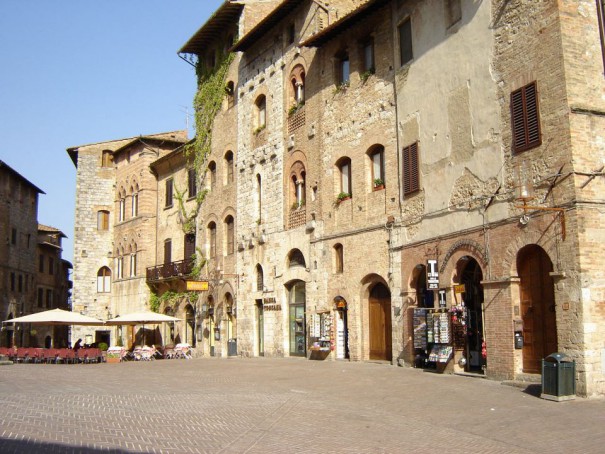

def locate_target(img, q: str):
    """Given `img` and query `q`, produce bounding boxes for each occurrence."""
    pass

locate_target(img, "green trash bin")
[541,352,576,401]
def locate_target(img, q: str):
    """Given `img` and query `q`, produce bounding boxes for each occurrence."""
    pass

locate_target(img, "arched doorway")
[288,281,306,357]
[459,257,485,373]
[518,245,557,373]
[334,296,349,360]
[369,283,392,361]
[184,304,195,346]
[414,264,434,308]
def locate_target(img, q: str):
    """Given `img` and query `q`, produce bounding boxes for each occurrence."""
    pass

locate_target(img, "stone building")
[0,162,71,348]
[0,160,44,347]
[68,131,188,346]
[174,0,605,397]
[35,224,72,348]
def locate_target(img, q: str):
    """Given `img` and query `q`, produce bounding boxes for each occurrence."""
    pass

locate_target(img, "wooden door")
[184,234,195,261]
[369,284,392,361]
[518,245,557,373]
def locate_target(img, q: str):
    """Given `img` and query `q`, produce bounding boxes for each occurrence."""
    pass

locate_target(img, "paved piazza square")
[0,358,603,453]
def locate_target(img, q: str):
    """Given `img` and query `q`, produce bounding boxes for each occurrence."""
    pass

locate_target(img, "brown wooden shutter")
[403,142,419,195]
[511,81,541,153]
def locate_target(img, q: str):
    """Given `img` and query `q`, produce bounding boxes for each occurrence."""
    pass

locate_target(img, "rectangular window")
[164,239,172,265]
[398,18,413,66]
[11,228,17,245]
[38,288,44,307]
[165,179,174,207]
[363,39,375,73]
[18,275,23,292]
[39,254,44,273]
[511,81,541,153]
[10,273,15,291]
[598,0,605,72]
[341,162,351,195]
[227,221,234,255]
[101,150,113,167]
[403,141,420,195]
[340,56,350,84]
[49,257,54,275]
[210,227,216,259]
[97,210,109,230]
[188,168,197,198]
[46,289,53,308]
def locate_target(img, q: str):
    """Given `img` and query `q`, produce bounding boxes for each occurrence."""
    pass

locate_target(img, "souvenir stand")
[413,308,453,372]
[308,311,333,360]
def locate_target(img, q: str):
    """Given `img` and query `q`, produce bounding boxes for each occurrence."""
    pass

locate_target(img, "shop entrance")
[335,298,349,360]
[288,281,306,357]
[184,304,195,346]
[518,245,557,373]
[256,299,264,356]
[369,283,392,361]
[459,257,485,373]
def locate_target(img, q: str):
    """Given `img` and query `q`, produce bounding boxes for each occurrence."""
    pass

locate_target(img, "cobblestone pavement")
[0,357,604,453]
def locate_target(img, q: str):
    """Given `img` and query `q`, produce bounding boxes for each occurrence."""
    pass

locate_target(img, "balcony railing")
[146,259,194,283]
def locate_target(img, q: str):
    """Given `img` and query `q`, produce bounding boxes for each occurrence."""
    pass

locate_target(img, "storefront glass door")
[289,281,306,357]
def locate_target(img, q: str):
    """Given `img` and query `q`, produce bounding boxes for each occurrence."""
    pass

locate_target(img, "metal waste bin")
[227,339,237,357]
[541,352,576,401]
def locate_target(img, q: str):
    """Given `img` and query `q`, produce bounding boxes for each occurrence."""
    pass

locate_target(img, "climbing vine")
[149,290,198,313]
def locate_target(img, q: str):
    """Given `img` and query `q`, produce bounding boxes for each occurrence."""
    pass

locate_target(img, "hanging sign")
[186,280,209,291]
[427,259,439,289]
[454,284,466,294]
[438,290,446,308]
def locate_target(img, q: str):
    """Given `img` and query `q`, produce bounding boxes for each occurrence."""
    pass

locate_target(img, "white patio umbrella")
[105,311,181,346]
[3,308,104,326]
[2,308,104,348]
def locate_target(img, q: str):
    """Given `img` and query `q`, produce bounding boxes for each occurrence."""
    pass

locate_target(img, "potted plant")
[373,178,385,190]
[336,192,351,205]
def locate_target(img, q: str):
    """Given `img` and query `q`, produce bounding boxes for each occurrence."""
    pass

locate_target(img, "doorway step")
[454,371,486,379]
[501,373,541,388]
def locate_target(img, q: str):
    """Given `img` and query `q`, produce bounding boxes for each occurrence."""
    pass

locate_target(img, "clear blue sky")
[0,0,223,263]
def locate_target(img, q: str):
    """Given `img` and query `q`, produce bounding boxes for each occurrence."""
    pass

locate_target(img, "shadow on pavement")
[522,383,542,397]
[0,438,136,454]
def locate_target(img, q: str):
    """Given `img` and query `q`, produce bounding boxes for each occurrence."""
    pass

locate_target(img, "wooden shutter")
[403,142,419,195]
[511,81,541,153]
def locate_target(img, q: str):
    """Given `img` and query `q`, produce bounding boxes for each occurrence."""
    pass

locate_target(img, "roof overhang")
[231,0,302,53]
[178,1,244,56]
[301,0,391,47]
[0,160,45,194]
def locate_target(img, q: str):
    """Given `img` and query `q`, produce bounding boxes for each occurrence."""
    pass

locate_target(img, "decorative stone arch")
[440,239,489,275]
[254,91,268,130]
[288,63,306,104]
[502,228,559,277]
[287,248,306,269]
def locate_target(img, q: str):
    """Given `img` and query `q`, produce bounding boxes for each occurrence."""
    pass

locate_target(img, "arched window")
[118,190,126,222]
[255,95,266,130]
[334,243,344,273]
[224,151,234,184]
[131,184,139,217]
[208,162,217,190]
[289,161,306,208]
[208,222,217,258]
[97,210,110,230]
[256,264,264,291]
[288,249,306,268]
[225,81,235,109]
[336,157,352,196]
[129,244,137,277]
[290,65,305,105]
[368,145,385,190]
[97,267,111,292]
[224,215,234,255]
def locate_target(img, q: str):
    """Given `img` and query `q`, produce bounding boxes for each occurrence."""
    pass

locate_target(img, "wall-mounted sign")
[186,280,209,291]
[438,289,447,308]
[263,297,276,305]
[454,284,466,294]
[427,259,439,289]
